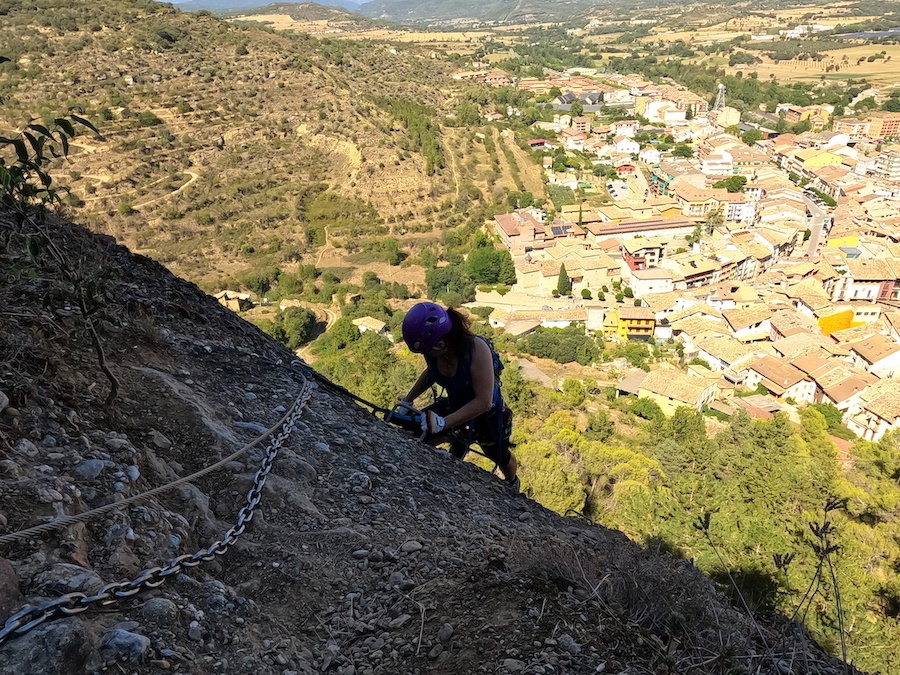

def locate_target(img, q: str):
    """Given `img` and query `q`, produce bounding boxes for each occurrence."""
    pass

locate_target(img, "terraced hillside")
[0,0,511,287]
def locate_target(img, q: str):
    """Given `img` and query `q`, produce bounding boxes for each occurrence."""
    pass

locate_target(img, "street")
[803,195,827,257]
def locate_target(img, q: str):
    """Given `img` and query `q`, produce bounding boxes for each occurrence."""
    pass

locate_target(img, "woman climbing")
[399,302,518,490]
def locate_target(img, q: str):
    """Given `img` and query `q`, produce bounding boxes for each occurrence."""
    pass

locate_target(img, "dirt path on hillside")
[491,127,520,193]
[443,127,463,200]
[499,129,547,199]
[134,170,199,209]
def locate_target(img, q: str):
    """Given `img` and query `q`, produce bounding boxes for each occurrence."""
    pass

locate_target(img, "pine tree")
[498,250,517,286]
[557,264,571,295]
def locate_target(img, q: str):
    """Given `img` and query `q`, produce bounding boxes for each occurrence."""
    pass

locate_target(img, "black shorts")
[426,399,512,467]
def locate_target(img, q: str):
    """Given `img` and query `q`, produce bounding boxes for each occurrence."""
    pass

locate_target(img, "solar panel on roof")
[550,226,566,236]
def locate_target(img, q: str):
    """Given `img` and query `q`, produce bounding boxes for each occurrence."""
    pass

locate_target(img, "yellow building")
[634,95,650,117]
[795,149,843,172]
[817,308,855,337]
[602,306,656,342]
[824,232,860,249]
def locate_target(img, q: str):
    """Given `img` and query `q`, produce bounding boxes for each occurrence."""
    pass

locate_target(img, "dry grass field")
[229,13,498,45]
[722,43,900,85]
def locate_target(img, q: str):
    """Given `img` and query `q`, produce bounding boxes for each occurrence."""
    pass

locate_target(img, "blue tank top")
[425,337,500,412]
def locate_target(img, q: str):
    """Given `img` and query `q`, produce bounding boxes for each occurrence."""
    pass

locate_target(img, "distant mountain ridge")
[359,0,601,23]
[176,0,604,23]
[176,0,363,14]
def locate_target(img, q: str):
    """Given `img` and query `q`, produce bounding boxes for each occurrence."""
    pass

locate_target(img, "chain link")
[0,376,311,647]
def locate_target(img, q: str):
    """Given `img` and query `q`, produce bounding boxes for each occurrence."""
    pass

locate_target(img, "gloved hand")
[396,400,416,415]
[420,411,446,435]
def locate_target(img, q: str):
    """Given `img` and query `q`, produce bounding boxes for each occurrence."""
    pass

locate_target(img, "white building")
[874,145,900,183]
[846,335,900,378]
[628,268,674,296]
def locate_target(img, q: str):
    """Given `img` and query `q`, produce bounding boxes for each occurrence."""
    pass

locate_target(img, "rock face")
[0,559,21,623]
[0,209,859,675]
[0,618,90,675]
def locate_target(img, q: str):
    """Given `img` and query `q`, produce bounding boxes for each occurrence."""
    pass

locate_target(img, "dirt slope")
[0,207,859,674]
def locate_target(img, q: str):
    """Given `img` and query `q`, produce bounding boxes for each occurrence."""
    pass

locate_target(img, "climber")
[399,301,518,490]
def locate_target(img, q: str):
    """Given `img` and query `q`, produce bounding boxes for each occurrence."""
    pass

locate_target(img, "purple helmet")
[402,302,451,353]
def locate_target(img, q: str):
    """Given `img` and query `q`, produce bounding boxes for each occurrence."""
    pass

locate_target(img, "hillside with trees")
[305,315,900,674]
[0,0,539,292]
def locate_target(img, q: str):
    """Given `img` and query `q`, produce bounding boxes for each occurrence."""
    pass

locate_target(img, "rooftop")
[637,369,712,405]
[722,304,773,331]
[748,355,808,391]
[846,334,900,365]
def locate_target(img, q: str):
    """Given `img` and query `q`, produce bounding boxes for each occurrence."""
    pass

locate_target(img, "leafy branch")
[0,102,119,408]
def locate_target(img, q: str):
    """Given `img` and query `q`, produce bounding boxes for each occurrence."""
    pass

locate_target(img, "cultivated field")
[229,13,497,44]
[719,43,900,85]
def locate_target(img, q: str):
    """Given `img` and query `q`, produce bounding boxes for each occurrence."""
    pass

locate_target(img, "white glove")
[420,411,446,435]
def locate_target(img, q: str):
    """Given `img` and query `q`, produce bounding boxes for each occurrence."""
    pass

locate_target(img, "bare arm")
[403,368,432,405]
[443,338,494,429]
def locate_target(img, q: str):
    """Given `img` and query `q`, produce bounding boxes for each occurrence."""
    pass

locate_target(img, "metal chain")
[0,375,312,647]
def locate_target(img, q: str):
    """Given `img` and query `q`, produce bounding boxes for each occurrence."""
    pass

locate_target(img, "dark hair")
[444,307,476,358]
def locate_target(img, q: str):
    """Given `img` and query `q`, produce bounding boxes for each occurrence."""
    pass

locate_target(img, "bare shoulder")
[471,336,492,360]
[470,337,494,373]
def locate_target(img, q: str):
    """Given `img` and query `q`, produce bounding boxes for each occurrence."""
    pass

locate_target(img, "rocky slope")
[0,207,861,674]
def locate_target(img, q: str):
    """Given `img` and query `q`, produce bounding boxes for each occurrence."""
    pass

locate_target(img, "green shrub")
[138,110,163,127]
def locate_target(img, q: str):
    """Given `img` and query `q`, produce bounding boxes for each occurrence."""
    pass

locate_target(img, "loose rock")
[142,597,179,627]
[34,563,104,595]
[99,628,151,664]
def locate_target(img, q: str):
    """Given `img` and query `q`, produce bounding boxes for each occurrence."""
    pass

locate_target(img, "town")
[454,63,900,444]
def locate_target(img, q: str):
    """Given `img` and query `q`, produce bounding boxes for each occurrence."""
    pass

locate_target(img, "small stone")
[142,597,179,627]
[428,643,443,659]
[398,579,416,591]
[244,392,257,401]
[365,464,380,475]
[14,438,39,458]
[73,459,106,480]
[150,429,172,449]
[150,660,171,670]
[40,435,58,448]
[503,659,526,673]
[314,442,331,454]
[188,625,203,641]
[99,628,151,663]
[388,614,411,628]
[557,634,581,654]
[105,437,130,451]
[0,391,8,414]
[437,623,454,644]
[399,540,422,553]
[518,512,532,522]
[125,465,140,482]
[351,549,369,559]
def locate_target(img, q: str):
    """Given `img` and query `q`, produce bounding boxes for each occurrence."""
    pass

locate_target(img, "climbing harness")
[0,372,312,647]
